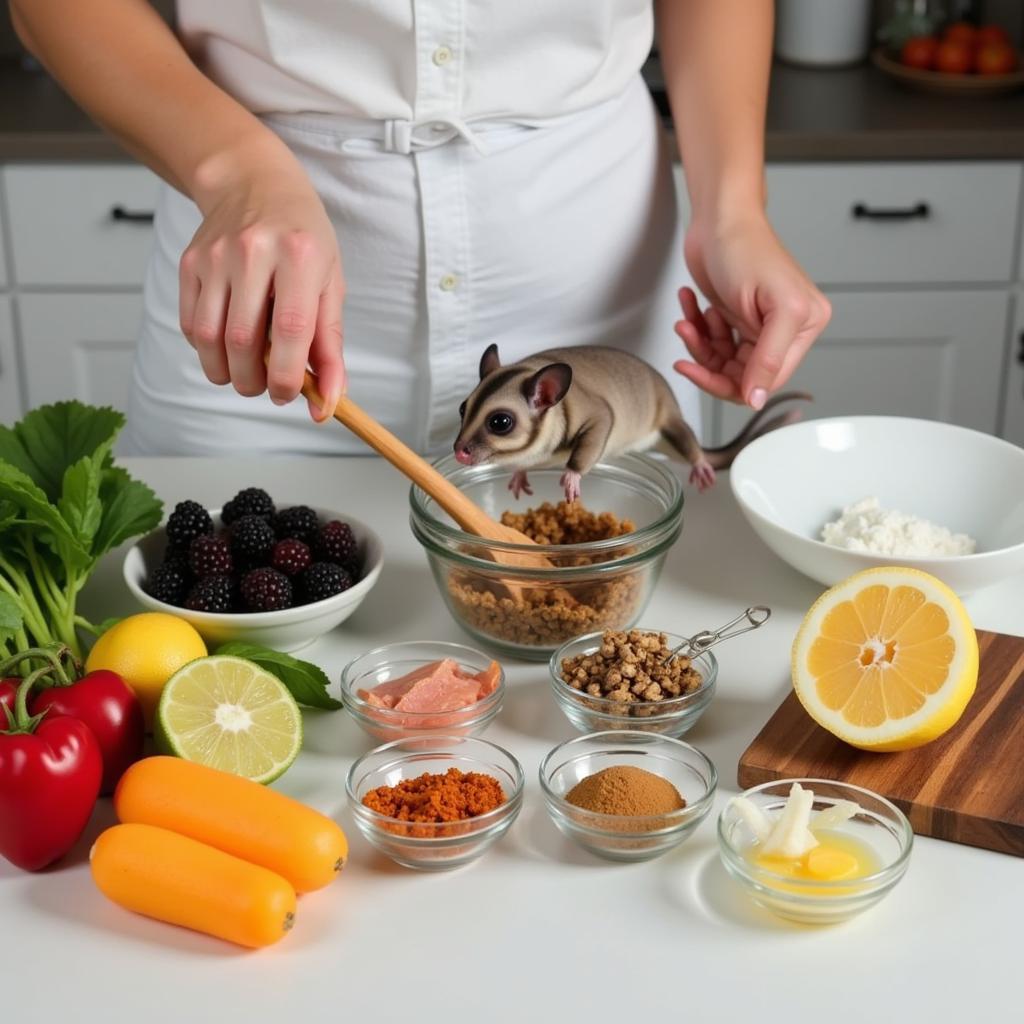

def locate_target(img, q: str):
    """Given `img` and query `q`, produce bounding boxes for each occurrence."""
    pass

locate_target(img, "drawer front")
[766,162,1022,285]
[4,165,161,287]
[717,289,1010,441]
[19,292,143,414]
[0,296,18,424]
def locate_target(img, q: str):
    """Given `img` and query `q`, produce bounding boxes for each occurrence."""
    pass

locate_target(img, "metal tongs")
[661,606,772,664]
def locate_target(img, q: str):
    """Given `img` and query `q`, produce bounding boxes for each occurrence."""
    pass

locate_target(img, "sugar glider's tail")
[702,391,812,469]
[657,391,812,490]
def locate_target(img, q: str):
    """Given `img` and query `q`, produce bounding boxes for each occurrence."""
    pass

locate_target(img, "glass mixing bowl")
[408,454,684,660]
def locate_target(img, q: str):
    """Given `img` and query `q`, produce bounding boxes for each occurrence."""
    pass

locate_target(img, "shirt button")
[439,274,458,292]
[432,45,453,66]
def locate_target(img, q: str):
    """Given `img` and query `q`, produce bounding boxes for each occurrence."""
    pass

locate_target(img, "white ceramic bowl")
[124,506,383,651]
[730,417,1024,595]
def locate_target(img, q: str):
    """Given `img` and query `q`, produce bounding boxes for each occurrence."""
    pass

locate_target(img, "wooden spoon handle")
[300,369,513,541]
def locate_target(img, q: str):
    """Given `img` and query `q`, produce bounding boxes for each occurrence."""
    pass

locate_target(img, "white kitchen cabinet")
[717,290,1011,440]
[0,201,7,287]
[18,293,143,413]
[3,165,159,287]
[0,297,18,424]
[765,162,1022,286]
[1002,291,1024,446]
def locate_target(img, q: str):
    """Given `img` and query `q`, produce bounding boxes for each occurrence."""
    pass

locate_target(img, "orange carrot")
[114,756,347,893]
[91,824,296,949]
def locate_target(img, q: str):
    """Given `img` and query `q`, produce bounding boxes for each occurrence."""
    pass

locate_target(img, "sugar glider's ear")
[479,343,501,380]
[524,363,572,411]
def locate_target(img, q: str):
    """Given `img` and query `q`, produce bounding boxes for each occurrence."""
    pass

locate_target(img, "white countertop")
[4,456,1021,1024]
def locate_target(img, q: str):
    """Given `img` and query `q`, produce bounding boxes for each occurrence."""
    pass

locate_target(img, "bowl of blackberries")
[123,488,384,652]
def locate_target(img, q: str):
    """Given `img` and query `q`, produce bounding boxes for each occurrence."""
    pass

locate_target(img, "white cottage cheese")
[821,497,976,557]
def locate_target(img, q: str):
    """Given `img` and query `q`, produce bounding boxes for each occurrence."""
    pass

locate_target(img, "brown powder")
[565,765,685,818]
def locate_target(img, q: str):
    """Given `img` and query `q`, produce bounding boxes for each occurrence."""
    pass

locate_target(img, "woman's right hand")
[178,150,346,422]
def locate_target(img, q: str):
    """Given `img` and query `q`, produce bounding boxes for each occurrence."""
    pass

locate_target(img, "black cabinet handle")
[110,205,155,224]
[852,201,930,221]
[1018,331,1024,366]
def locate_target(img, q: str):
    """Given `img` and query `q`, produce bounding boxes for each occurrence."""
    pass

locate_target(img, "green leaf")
[93,467,163,558]
[0,593,21,645]
[0,461,90,571]
[214,641,342,710]
[58,455,104,552]
[0,401,124,502]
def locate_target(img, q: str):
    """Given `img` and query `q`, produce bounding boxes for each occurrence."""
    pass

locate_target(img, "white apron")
[124,74,697,456]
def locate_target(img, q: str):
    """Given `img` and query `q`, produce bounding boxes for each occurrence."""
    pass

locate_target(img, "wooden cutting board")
[738,630,1024,857]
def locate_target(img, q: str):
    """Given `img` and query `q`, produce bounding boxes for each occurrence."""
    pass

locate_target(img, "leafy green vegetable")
[0,593,21,646]
[215,641,342,710]
[0,401,163,661]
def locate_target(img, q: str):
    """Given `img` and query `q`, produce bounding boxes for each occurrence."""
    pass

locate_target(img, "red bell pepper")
[0,672,103,871]
[0,647,144,796]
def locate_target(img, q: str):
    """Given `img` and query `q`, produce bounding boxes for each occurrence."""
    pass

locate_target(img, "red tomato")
[935,39,974,74]
[943,21,978,48]
[975,42,1018,75]
[900,35,939,70]
[976,25,1011,49]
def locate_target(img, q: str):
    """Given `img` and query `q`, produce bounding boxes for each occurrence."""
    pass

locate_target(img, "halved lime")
[156,656,303,784]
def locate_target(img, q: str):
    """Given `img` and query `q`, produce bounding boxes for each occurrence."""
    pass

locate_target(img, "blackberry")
[272,505,320,545]
[240,567,293,612]
[301,561,353,604]
[271,539,312,577]
[230,514,276,568]
[222,487,275,525]
[185,574,234,613]
[165,500,214,551]
[161,547,192,575]
[315,520,358,569]
[144,562,190,606]
[189,534,233,578]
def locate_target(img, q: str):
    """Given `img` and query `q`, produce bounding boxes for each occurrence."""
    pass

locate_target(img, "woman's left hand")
[674,210,831,409]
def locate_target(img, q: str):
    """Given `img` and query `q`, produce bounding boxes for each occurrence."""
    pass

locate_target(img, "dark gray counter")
[2,58,1024,163]
[764,62,1024,160]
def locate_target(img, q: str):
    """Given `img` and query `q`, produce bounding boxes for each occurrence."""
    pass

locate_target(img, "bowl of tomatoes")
[873,20,1023,96]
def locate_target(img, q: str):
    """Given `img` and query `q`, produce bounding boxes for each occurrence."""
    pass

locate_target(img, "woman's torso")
[175,0,655,121]
[125,3,694,457]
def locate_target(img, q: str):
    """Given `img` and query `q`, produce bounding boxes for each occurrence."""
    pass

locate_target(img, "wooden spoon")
[297,367,556,573]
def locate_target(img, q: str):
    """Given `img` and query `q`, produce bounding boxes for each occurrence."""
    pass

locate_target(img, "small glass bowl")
[539,731,717,862]
[717,779,914,926]
[341,641,505,742]
[409,453,684,661]
[345,735,525,871]
[549,631,717,737]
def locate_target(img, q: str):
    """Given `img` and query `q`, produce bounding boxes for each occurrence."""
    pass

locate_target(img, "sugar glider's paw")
[560,469,582,504]
[508,470,533,500]
[689,460,716,492]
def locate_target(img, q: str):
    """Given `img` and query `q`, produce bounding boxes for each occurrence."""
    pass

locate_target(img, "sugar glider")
[453,343,809,503]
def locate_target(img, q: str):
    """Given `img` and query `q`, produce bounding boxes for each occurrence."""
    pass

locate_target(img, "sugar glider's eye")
[458,401,467,420]
[486,411,515,435]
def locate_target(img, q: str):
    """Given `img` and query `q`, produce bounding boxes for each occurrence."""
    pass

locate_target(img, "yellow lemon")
[86,613,207,729]
[791,566,978,752]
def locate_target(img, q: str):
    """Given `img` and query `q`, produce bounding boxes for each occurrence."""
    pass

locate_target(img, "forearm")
[10,0,299,210]
[655,0,772,223]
